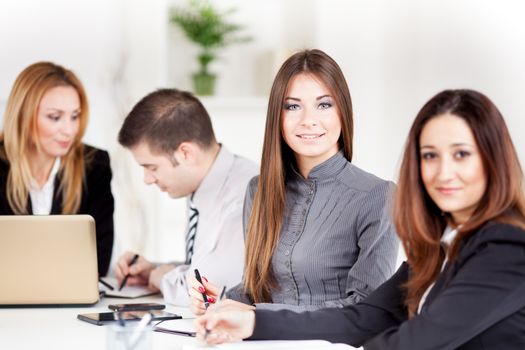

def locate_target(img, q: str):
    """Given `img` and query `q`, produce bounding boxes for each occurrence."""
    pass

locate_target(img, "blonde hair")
[0,62,89,214]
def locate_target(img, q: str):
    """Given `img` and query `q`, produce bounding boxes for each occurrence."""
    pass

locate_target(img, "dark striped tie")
[185,198,199,264]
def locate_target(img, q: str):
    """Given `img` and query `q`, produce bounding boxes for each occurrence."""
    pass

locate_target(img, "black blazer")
[251,222,525,349]
[0,143,114,276]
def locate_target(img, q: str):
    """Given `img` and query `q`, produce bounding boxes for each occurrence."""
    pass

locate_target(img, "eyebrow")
[284,94,332,101]
[420,143,474,149]
[44,107,81,112]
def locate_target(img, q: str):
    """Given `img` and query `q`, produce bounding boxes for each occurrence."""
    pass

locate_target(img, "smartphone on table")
[77,309,181,326]
[108,302,165,312]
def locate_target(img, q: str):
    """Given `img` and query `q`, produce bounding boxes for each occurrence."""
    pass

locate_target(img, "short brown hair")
[118,89,216,154]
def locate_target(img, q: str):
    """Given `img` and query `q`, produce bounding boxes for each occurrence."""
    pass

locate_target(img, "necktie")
[185,197,199,264]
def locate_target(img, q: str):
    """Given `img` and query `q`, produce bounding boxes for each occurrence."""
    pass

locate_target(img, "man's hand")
[115,251,154,286]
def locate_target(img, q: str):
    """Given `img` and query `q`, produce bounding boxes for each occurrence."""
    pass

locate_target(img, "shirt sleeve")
[160,197,246,306]
[160,264,191,306]
[334,181,399,307]
[364,232,525,349]
[250,263,409,345]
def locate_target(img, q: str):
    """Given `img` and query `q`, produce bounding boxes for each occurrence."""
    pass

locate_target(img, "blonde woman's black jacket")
[251,221,525,349]
[0,143,114,276]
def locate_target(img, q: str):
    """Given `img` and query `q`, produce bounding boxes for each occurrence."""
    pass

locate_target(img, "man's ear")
[173,142,196,164]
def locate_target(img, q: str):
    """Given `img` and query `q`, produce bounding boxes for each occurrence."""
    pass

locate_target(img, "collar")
[441,224,459,249]
[191,145,234,210]
[29,157,61,191]
[290,150,347,181]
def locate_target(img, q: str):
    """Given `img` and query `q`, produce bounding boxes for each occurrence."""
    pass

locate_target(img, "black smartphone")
[77,310,181,326]
[108,302,165,312]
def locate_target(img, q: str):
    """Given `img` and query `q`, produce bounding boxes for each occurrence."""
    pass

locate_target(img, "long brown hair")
[243,49,354,302]
[394,89,525,316]
[0,62,89,214]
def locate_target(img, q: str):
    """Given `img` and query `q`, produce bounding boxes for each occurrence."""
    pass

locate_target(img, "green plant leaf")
[169,0,252,73]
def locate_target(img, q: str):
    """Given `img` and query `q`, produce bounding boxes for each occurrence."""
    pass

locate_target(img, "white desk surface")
[0,295,360,350]
[0,295,197,350]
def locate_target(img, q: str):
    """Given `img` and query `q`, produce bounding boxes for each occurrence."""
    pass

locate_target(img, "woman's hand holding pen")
[189,276,256,315]
[194,306,256,345]
[189,275,221,315]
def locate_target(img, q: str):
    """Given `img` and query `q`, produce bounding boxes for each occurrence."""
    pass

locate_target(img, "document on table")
[183,340,360,349]
[154,318,197,337]
[98,277,159,299]
[155,319,361,349]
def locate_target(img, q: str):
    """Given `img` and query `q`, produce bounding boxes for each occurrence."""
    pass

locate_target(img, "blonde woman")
[0,62,114,276]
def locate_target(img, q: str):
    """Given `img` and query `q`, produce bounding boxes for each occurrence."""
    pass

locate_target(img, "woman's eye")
[319,102,332,109]
[71,113,80,120]
[284,103,300,111]
[47,115,60,121]
[421,152,437,160]
[454,150,471,159]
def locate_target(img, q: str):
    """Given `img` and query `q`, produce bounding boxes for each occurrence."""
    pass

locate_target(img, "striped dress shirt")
[228,151,399,311]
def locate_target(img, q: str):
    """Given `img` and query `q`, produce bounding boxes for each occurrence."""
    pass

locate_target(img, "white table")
[0,295,198,350]
[0,296,361,350]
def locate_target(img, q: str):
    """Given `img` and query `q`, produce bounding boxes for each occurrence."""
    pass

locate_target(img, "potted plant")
[170,0,251,95]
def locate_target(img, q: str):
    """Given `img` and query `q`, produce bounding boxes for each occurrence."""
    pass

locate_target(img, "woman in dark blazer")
[0,62,114,276]
[195,89,525,350]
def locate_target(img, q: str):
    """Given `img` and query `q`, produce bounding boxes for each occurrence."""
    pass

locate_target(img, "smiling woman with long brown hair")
[0,62,114,276]
[189,49,399,313]
[195,89,525,350]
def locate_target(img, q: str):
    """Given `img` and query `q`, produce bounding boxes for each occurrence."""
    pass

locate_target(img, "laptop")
[0,215,100,307]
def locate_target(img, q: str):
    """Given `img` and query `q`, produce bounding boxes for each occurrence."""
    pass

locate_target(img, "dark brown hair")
[394,89,525,316]
[118,89,216,154]
[243,49,354,302]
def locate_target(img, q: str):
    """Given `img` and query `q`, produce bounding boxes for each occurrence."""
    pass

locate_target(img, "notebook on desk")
[0,215,100,307]
[99,276,159,299]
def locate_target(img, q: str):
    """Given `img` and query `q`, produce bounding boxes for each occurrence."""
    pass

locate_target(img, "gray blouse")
[228,151,399,311]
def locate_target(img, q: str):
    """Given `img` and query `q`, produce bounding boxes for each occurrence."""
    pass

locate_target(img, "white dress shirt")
[29,157,60,215]
[160,145,258,306]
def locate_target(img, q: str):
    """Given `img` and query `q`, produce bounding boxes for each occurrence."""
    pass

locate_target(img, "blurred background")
[1,0,524,271]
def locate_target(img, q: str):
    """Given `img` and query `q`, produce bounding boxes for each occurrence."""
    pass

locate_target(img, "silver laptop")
[0,215,100,306]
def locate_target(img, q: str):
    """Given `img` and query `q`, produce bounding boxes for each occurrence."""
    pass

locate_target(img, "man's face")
[130,141,199,198]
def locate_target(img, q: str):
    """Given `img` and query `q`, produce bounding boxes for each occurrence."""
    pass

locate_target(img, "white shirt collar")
[441,224,459,248]
[191,145,235,212]
[29,157,61,215]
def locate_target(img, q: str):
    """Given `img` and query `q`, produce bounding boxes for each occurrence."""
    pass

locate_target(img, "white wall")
[1,0,524,271]
[313,0,525,180]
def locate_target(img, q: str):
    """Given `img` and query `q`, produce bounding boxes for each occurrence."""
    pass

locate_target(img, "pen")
[114,311,126,327]
[194,269,209,309]
[128,312,153,349]
[217,285,226,301]
[98,277,114,290]
[204,286,227,341]
[119,253,139,291]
